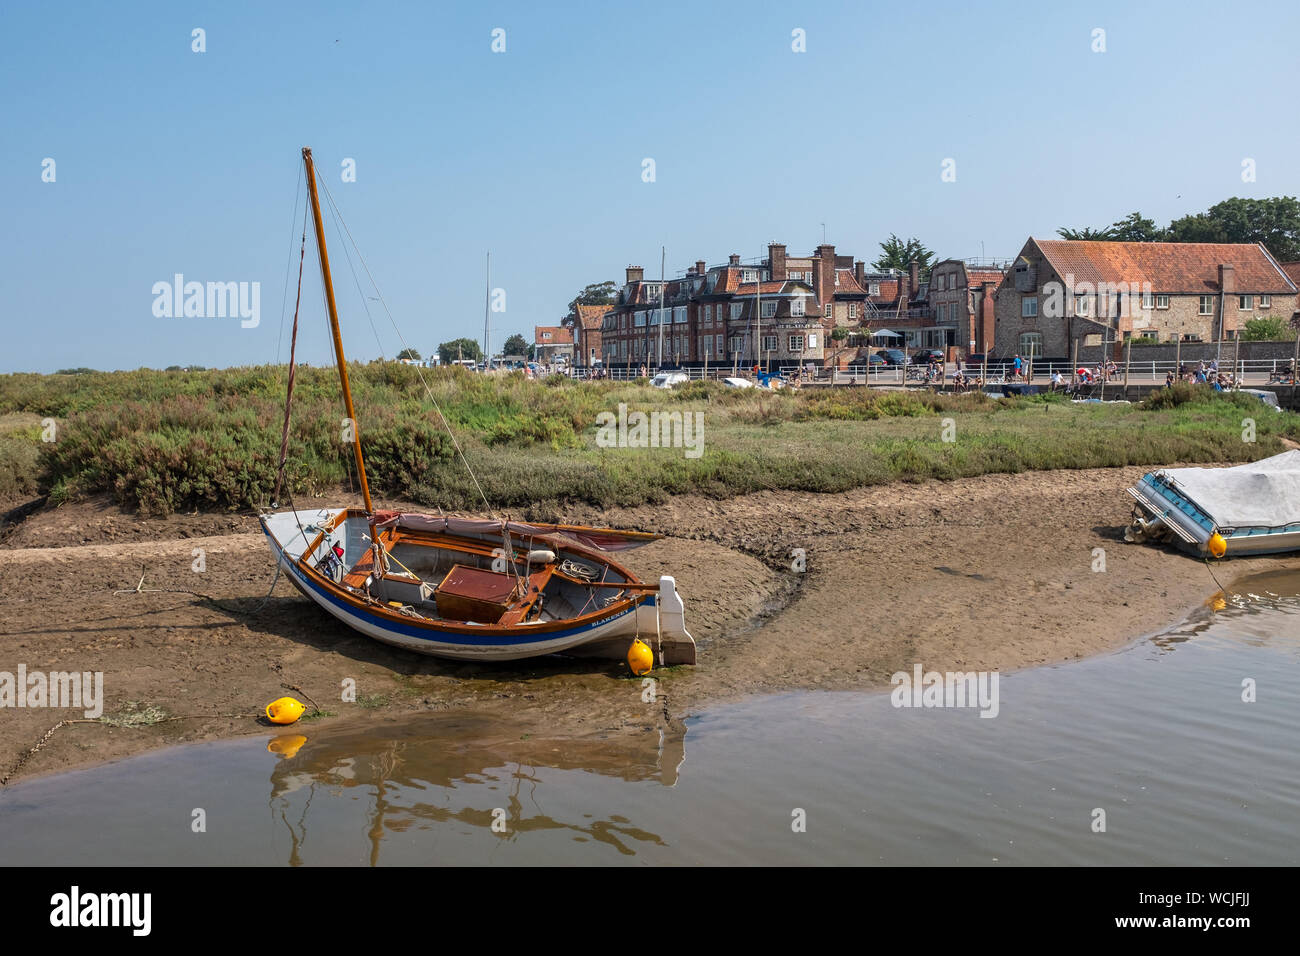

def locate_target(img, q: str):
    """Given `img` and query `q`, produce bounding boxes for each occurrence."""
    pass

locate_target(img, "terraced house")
[993,238,1299,359]
[596,243,884,370]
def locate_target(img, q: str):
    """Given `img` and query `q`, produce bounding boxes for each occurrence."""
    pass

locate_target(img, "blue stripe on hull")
[262,524,649,652]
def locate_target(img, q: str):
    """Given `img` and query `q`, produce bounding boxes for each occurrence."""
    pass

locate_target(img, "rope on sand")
[1,712,259,787]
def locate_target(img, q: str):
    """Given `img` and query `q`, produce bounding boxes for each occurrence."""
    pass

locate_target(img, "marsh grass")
[1,367,1296,515]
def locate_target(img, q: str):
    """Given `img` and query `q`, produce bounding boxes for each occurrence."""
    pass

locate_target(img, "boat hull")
[260,509,696,663]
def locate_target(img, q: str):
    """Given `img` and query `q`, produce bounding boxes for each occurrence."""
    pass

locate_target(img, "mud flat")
[1,465,1292,781]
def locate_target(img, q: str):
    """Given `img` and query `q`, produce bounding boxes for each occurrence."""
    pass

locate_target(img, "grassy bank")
[1,367,1296,516]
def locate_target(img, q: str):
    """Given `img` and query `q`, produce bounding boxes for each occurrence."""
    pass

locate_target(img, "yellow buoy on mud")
[267,734,307,758]
[266,696,306,725]
[1208,533,1227,559]
[627,639,654,676]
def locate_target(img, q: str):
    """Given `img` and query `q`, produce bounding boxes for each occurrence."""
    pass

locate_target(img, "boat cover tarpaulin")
[1158,451,1300,528]
[370,511,661,552]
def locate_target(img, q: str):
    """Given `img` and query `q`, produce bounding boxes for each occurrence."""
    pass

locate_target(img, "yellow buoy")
[267,734,307,758]
[1208,533,1227,559]
[627,638,654,676]
[266,696,306,725]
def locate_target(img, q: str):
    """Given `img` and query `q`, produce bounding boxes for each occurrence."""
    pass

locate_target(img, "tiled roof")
[711,268,743,294]
[574,304,609,330]
[835,270,866,295]
[865,278,903,303]
[966,269,1006,288]
[534,325,573,345]
[734,280,805,296]
[1281,262,1300,289]
[1034,240,1297,294]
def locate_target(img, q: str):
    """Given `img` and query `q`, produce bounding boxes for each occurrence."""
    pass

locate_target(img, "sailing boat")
[259,148,695,665]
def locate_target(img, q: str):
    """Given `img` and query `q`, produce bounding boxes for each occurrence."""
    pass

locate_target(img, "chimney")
[979,281,996,355]
[768,243,787,281]
[909,260,920,300]
[1218,263,1235,296]
[728,254,740,266]
[695,259,706,277]
[814,243,836,312]
[626,265,644,284]
[854,260,865,288]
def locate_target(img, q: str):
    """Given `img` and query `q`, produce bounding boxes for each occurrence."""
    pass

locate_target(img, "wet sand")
[1,466,1293,782]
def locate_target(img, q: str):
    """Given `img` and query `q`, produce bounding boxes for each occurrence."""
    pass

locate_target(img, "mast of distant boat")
[483,252,491,367]
[302,146,373,514]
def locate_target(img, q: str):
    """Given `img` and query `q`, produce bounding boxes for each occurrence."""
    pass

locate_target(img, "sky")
[3,0,1299,373]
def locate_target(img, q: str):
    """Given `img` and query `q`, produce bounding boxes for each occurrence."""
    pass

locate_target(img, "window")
[730,303,743,321]
[1019,332,1043,355]
[1199,295,1213,315]
[848,303,857,319]
[715,334,723,354]
[869,282,880,296]
[742,269,758,282]
[1155,294,1170,309]
[761,301,776,319]
[789,335,805,352]
[1075,295,1090,316]
[674,306,687,324]
[761,335,778,353]
[729,335,743,353]
[1260,295,1272,308]
[1022,296,1038,317]
[791,297,805,316]
[1239,295,1253,310]
[1141,292,1154,309]
[824,302,832,317]
[542,331,551,340]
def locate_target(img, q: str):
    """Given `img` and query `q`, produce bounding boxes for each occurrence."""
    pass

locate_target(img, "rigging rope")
[317,177,497,518]
[273,206,310,507]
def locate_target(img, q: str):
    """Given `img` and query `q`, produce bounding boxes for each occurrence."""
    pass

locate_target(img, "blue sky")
[3,0,1298,372]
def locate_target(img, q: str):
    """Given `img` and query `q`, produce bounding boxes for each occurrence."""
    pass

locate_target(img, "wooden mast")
[302,146,372,514]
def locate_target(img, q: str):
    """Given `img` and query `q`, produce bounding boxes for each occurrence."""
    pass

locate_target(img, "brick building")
[597,243,896,370]
[571,304,607,368]
[533,325,573,365]
[993,238,1299,360]
[926,259,1008,356]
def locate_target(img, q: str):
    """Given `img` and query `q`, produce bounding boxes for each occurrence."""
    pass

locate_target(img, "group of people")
[1162,360,1240,390]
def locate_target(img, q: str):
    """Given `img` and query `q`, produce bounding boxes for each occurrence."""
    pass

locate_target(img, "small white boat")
[1125,451,1300,556]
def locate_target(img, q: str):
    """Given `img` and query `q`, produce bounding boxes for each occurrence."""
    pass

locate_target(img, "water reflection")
[264,715,683,865]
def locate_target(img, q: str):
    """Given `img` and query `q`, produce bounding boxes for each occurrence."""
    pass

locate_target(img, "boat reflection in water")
[264,713,686,865]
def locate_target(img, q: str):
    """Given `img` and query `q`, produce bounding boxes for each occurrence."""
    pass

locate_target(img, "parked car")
[875,349,907,366]
[848,353,887,369]
[650,371,690,389]
[911,349,946,365]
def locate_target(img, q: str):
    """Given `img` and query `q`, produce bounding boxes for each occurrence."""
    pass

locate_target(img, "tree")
[1240,316,1296,342]
[396,348,421,361]
[1108,212,1165,242]
[872,235,935,278]
[564,281,618,322]
[1055,225,1117,241]
[501,333,528,357]
[1166,197,1300,261]
[437,338,483,365]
